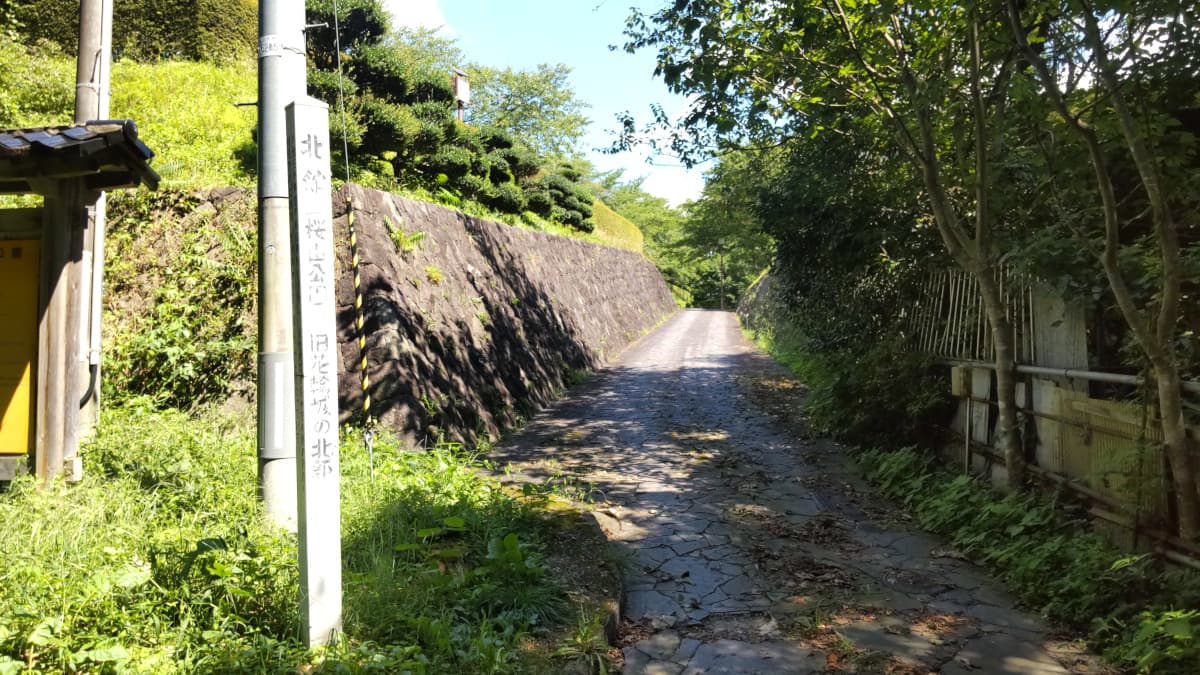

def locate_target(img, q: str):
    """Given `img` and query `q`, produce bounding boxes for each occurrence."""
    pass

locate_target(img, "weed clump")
[0,406,571,673]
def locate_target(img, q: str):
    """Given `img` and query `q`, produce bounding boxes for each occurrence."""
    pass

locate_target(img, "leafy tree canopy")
[304,0,596,231]
[467,63,591,160]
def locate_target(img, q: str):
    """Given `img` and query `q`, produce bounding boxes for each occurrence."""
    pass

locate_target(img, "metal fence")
[909,267,1036,364]
[907,266,1200,560]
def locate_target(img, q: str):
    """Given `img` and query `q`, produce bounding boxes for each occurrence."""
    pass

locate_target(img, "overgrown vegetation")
[858,446,1200,674]
[103,191,258,407]
[0,38,257,188]
[0,404,590,673]
[740,272,950,449]
[4,0,257,63]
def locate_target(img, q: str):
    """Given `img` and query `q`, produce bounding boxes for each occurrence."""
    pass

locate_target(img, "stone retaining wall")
[332,184,677,445]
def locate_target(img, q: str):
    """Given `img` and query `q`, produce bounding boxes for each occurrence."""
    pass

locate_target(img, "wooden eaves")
[0,120,160,194]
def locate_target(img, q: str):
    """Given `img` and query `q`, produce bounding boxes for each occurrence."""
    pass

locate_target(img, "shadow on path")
[493,310,1103,675]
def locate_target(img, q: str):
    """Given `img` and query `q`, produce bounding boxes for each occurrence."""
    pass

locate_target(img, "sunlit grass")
[590,199,644,254]
[0,405,571,673]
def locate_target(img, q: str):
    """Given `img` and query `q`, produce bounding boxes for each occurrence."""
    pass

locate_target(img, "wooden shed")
[0,120,158,482]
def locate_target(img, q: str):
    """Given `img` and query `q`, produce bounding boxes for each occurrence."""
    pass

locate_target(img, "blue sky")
[386,0,706,206]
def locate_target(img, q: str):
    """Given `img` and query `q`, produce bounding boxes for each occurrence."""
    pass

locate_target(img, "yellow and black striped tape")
[347,195,371,423]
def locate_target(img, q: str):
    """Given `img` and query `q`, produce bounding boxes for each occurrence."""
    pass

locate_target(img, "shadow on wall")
[332,184,677,447]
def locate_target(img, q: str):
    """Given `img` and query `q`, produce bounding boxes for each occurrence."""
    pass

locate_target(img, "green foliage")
[424,265,444,285]
[385,218,427,254]
[529,171,595,233]
[426,145,476,180]
[590,199,643,253]
[0,2,22,42]
[859,447,1200,674]
[110,60,258,187]
[0,38,73,127]
[337,429,571,672]
[742,278,951,448]
[7,0,256,62]
[594,173,692,303]
[0,406,575,673]
[496,146,541,181]
[302,1,599,236]
[484,182,528,214]
[678,152,775,308]
[1114,608,1200,673]
[0,38,256,186]
[0,405,294,674]
[622,0,1199,366]
[524,187,554,217]
[103,191,258,408]
[735,127,949,447]
[466,63,591,160]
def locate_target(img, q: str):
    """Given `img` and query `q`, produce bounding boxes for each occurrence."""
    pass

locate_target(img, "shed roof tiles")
[0,120,159,194]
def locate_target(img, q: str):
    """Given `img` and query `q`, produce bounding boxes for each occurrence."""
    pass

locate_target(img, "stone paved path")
[494,310,1100,674]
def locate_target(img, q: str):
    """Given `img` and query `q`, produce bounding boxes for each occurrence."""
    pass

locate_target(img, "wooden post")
[35,180,90,483]
[287,97,342,647]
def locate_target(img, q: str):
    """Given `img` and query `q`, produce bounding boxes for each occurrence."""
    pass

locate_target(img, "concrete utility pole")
[74,0,113,481]
[257,0,308,530]
[74,0,110,123]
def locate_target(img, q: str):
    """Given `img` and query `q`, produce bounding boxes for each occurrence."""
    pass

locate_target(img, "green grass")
[111,60,257,188]
[0,404,571,674]
[590,200,644,254]
[0,38,256,190]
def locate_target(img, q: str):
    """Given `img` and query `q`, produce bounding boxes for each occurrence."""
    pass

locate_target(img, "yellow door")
[0,240,38,455]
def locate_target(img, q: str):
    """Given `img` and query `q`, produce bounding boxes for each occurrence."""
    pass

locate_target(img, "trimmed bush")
[484,182,527,213]
[412,118,446,155]
[453,172,489,197]
[485,151,514,184]
[426,145,475,180]
[526,188,554,216]
[353,43,416,99]
[359,98,421,157]
[479,126,515,151]
[498,145,541,180]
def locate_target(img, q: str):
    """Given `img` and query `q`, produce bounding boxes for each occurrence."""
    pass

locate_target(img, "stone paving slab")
[492,310,1100,674]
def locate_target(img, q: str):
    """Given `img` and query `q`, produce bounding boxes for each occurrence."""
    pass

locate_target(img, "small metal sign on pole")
[286,96,342,647]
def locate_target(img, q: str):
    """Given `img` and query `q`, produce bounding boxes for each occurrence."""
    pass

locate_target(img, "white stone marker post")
[286,97,343,647]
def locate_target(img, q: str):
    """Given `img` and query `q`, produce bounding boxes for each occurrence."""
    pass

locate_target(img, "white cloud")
[384,0,450,32]
[640,167,705,208]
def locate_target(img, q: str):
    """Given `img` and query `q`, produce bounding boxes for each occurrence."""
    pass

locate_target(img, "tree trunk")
[1153,362,1200,540]
[976,266,1025,488]
[718,251,727,311]
[908,102,1025,489]
[1005,0,1200,538]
